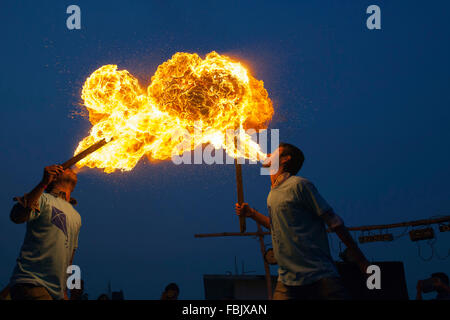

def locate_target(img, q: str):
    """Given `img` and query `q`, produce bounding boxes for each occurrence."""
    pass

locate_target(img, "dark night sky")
[0,1,449,299]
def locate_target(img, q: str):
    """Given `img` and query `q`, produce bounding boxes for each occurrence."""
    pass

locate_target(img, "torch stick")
[256,222,273,299]
[234,160,246,233]
[233,132,247,233]
[61,138,111,169]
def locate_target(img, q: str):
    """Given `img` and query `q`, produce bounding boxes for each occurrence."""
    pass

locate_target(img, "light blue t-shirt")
[10,193,81,300]
[267,175,339,286]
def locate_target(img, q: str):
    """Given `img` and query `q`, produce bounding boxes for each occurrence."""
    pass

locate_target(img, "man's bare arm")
[321,210,369,272]
[333,224,369,273]
[10,182,47,224]
[235,203,270,229]
[10,165,63,224]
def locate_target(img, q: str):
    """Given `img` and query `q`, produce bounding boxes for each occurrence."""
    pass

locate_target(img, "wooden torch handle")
[234,161,246,233]
[61,138,110,169]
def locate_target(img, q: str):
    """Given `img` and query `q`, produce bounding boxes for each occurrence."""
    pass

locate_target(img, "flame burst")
[75,52,274,173]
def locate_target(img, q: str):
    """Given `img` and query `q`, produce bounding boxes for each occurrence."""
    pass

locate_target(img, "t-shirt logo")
[51,206,68,237]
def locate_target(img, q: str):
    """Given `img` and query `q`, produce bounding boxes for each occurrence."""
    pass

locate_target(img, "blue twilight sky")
[0,1,449,299]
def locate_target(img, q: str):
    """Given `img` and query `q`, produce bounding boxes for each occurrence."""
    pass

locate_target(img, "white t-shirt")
[267,175,339,286]
[10,193,81,299]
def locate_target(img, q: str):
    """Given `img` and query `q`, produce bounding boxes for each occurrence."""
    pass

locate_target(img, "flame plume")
[75,52,274,173]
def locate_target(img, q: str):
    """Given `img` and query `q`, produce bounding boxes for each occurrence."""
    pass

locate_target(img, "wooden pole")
[194,231,270,238]
[61,138,110,169]
[194,215,450,237]
[256,223,273,300]
[233,133,270,297]
[234,160,246,233]
[326,216,450,233]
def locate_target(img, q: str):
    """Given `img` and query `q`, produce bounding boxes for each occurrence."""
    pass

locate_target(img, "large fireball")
[75,52,274,173]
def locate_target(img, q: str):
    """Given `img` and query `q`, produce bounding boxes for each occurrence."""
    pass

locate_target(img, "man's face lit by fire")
[56,168,78,192]
[262,147,283,176]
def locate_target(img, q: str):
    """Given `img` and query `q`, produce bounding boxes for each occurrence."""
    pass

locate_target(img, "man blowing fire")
[236,143,369,300]
[8,165,81,300]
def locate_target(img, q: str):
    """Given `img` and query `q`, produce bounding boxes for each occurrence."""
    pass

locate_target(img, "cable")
[416,241,434,262]
[434,247,450,260]
[429,227,450,260]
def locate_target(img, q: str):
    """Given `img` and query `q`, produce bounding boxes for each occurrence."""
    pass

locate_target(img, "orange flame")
[75,52,274,173]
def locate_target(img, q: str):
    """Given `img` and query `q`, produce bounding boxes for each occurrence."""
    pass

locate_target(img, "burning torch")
[60,138,112,170]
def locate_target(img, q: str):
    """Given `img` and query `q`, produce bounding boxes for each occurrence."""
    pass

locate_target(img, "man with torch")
[8,165,80,300]
[6,139,108,300]
[236,143,369,300]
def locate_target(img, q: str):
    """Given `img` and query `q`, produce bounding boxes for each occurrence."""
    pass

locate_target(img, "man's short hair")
[279,142,305,175]
[432,272,449,285]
